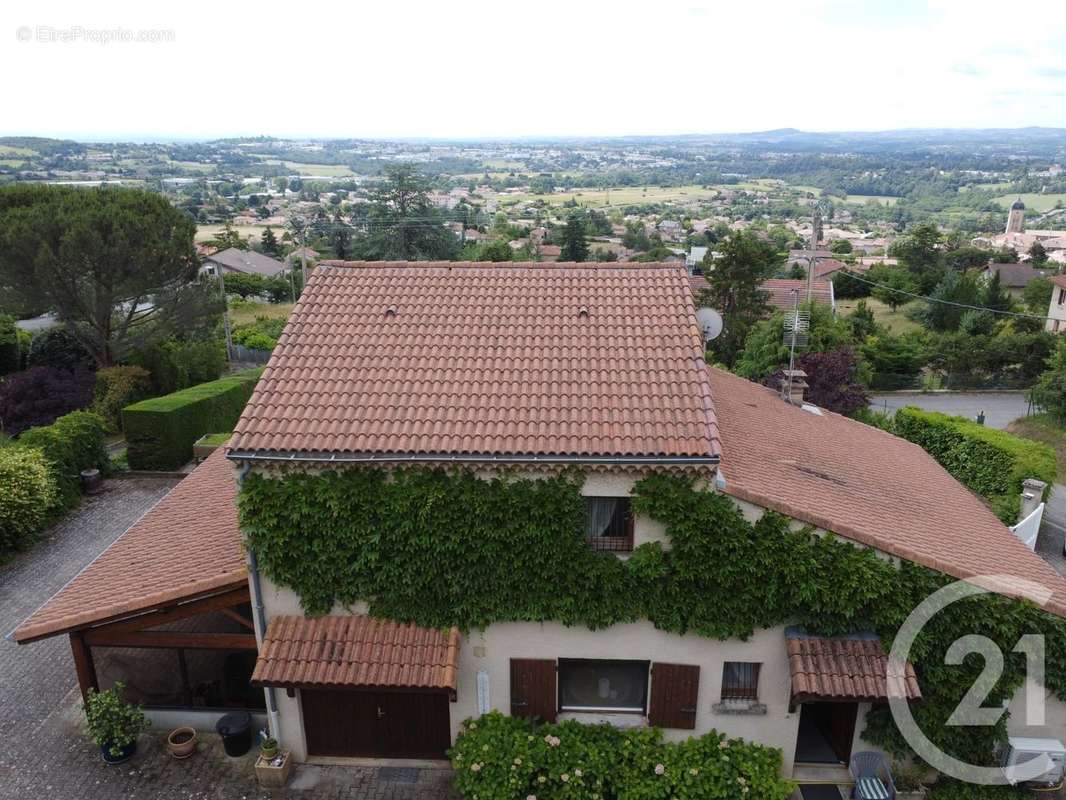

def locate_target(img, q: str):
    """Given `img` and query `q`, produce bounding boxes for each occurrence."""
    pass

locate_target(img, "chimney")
[1019,478,1047,523]
[780,369,808,406]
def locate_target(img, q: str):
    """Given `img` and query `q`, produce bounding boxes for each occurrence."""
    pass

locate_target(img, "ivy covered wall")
[238,467,1066,767]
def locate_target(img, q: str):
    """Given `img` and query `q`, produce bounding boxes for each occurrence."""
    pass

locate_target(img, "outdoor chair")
[849,751,896,800]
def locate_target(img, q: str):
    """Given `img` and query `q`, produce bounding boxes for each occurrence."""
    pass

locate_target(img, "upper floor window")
[1058,288,1066,305]
[720,661,761,702]
[584,497,633,552]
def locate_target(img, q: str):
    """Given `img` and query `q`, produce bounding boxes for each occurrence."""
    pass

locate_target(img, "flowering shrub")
[449,712,794,800]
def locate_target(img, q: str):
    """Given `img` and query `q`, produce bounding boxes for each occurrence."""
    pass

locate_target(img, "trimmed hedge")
[18,411,109,512]
[0,446,58,557]
[123,369,261,470]
[450,712,794,800]
[894,407,1056,523]
[0,315,19,376]
[92,365,152,432]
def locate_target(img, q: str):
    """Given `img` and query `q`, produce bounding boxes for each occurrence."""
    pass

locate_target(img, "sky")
[3,0,1066,141]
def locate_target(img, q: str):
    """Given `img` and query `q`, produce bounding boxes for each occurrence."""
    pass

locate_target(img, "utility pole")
[215,266,233,364]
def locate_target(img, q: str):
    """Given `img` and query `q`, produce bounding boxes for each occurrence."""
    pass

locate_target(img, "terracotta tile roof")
[229,261,720,463]
[762,279,834,311]
[708,367,1066,617]
[13,449,246,643]
[252,615,460,692]
[811,258,847,279]
[786,628,921,702]
[689,277,833,313]
[1051,274,1066,289]
[987,262,1053,288]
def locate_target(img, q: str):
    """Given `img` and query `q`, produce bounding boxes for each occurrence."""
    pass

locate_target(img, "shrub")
[449,712,794,800]
[0,314,20,376]
[1031,339,1066,424]
[92,365,152,432]
[128,338,227,395]
[223,272,267,299]
[894,407,1057,523]
[123,369,260,469]
[925,780,1023,800]
[0,366,95,436]
[84,683,150,757]
[18,411,109,511]
[27,327,94,371]
[232,315,287,352]
[0,446,58,556]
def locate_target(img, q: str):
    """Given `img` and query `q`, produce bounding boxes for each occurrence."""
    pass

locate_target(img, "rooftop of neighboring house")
[1051,274,1066,289]
[986,262,1054,288]
[206,247,287,278]
[228,261,721,466]
[811,258,847,279]
[708,366,1066,617]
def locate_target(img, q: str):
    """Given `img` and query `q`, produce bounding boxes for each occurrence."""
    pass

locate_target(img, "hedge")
[92,365,152,432]
[123,369,261,470]
[0,446,58,557]
[450,712,795,800]
[0,314,19,376]
[18,411,109,512]
[894,407,1056,523]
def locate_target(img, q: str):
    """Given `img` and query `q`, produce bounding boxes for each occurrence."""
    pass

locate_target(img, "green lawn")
[994,192,1066,213]
[0,144,36,157]
[1006,414,1066,478]
[228,301,293,327]
[197,223,280,244]
[838,194,900,206]
[836,297,922,333]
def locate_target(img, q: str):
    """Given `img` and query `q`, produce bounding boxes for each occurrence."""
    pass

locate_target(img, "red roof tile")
[1051,275,1066,289]
[811,258,847,279]
[708,366,1066,617]
[252,615,460,692]
[230,262,719,463]
[14,449,246,643]
[787,629,921,702]
[762,279,834,311]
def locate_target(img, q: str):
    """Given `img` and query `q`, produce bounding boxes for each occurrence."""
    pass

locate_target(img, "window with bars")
[720,662,761,702]
[584,497,633,552]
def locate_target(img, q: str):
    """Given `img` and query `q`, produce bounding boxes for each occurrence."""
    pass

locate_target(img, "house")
[985,262,1054,298]
[657,219,683,241]
[536,244,561,262]
[689,276,835,314]
[14,262,1066,784]
[201,247,287,279]
[1047,275,1066,333]
[686,246,709,271]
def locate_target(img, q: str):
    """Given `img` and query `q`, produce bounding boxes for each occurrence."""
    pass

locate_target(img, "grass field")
[835,297,922,333]
[994,192,1066,213]
[1007,414,1066,477]
[228,301,294,327]
[168,159,214,174]
[0,159,28,168]
[494,184,723,209]
[0,144,36,157]
[197,223,282,244]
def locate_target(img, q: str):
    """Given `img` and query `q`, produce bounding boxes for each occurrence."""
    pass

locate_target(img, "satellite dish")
[696,307,724,341]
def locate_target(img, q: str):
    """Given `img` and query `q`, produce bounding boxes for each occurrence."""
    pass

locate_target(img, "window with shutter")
[509,658,557,723]
[648,662,699,729]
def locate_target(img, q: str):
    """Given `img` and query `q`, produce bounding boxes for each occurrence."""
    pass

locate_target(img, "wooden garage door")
[302,689,451,758]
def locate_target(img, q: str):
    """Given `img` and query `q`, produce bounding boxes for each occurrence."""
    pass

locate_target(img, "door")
[795,702,858,764]
[510,658,557,722]
[302,689,450,759]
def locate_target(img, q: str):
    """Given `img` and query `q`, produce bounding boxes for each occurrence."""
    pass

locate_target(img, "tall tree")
[558,214,589,262]
[982,270,1013,313]
[890,222,944,294]
[259,225,280,255]
[0,185,221,367]
[1029,241,1049,266]
[353,164,458,261]
[702,231,779,367]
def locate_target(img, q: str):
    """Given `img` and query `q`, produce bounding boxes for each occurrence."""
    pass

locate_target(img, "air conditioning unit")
[1001,737,1066,789]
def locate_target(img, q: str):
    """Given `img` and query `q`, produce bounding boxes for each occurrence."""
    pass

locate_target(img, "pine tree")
[559,214,589,262]
[260,226,280,255]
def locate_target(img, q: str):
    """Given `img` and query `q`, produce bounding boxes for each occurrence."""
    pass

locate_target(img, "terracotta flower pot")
[167,727,197,759]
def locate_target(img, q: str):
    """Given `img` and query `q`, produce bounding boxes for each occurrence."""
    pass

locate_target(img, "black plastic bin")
[215,711,253,757]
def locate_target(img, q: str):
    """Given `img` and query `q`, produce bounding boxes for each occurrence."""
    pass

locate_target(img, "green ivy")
[238,468,1066,769]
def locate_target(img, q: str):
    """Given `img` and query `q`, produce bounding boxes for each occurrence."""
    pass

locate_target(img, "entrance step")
[797,784,848,800]
[793,762,854,785]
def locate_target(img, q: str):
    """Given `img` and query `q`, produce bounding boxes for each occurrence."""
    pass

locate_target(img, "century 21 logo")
[887,576,1053,786]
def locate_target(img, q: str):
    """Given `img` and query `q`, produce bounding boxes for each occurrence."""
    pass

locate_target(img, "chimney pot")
[780,369,808,405]
[1019,478,1047,523]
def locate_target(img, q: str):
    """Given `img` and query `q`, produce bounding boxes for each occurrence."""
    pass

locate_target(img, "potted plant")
[84,682,150,765]
[167,726,198,759]
[893,762,928,799]
[259,737,278,759]
[255,746,293,789]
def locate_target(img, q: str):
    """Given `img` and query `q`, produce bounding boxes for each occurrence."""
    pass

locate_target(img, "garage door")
[302,689,451,759]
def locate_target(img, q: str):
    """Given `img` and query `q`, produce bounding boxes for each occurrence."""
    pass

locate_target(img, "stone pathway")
[0,475,458,799]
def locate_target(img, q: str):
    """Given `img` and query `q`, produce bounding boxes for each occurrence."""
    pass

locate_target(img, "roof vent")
[385,305,397,318]
[577,306,590,319]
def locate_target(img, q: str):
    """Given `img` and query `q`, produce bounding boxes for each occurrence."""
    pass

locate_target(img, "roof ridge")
[317,260,688,271]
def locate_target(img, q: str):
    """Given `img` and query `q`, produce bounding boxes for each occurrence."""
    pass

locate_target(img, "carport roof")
[12,448,247,644]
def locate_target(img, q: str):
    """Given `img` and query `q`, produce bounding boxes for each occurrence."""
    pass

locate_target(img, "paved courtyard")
[0,475,457,800]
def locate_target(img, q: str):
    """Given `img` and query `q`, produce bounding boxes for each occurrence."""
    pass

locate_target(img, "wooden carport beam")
[69,631,99,703]
[83,630,257,650]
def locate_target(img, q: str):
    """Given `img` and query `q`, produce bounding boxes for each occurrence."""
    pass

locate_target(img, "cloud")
[1034,67,1066,78]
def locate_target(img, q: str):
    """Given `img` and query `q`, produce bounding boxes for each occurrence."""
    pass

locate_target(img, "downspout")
[236,460,280,739]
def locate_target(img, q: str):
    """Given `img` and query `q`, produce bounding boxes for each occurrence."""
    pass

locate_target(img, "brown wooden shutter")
[510,658,557,723]
[648,662,700,729]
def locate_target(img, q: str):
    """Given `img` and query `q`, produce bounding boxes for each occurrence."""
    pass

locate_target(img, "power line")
[839,268,1058,323]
